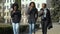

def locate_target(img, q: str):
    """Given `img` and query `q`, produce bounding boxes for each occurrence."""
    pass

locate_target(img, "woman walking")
[27,2,38,34]
[11,3,21,34]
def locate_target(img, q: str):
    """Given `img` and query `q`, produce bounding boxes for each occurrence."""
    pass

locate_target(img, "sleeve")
[35,9,38,18]
[47,9,51,22]
[47,9,53,29]
[11,11,14,18]
[18,10,21,19]
[35,8,38,21]
[38,9,44,17]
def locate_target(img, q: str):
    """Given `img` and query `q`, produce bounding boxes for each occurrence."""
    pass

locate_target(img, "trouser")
[29,23,35,34]
[12,23,19,34]
[41,21,47,34]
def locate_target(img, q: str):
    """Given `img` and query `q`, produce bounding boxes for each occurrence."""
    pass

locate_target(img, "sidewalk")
[34,23,60,34]
[0,23,60,34]
[20,23,60,34]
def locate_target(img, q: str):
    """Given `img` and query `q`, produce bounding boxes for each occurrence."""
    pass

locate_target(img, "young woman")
[11,3,21,34]
[27,2,38,34]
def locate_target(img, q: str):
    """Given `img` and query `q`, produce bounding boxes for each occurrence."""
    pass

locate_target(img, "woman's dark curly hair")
[11,3,19,10]
[29,2,36,8]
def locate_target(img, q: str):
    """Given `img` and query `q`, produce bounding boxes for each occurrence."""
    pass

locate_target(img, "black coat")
[27,8,38,24]
[39,8,53,29]
[11,10,21,23]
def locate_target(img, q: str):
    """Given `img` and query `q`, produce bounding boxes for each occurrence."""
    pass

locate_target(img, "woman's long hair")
[29,2,36,8]
[11,2,19,10]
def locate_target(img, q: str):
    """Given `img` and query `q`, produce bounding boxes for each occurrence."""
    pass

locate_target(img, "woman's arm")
[11,11,15,18]
[35,9,38,19]
[38,9,44,17]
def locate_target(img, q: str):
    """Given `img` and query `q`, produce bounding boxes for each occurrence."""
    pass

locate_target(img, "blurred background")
[0,0,60,34]
[0,0,21,23]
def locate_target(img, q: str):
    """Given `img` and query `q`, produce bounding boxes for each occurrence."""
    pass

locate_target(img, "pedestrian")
[11,3,21,34]
[39,3,53,34]
[27,2,38,34]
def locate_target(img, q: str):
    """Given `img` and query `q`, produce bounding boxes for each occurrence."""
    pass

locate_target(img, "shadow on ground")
[0,24,40,34]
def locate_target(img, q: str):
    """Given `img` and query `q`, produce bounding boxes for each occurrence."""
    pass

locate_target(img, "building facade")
[4,0,15,10]
[0,3,3,17]
[21,0,47,11]
[0,0,52,24]
[4,0,15,23]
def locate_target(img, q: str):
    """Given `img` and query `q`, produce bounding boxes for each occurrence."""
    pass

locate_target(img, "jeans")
[41,18,47,34]
[12,23,19,34]
[29,23,35,34]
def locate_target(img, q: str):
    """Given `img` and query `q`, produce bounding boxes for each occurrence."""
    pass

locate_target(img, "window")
[7,0,9,3]
[4,0,6,3]
[26,0,28,1]
[22,0,24,2]
[37,4,40,8]
[13,0,15,2]
[4,6,6,10]
[10,3,12,8]
[26,4,28,8]
[22,4,24,8]
[10,0,11,2]
[7,6,9,9]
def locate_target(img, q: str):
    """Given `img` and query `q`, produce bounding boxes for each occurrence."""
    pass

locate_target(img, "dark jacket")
[27,8,38,24]
[11,10,21,23]
[39,8,53,29]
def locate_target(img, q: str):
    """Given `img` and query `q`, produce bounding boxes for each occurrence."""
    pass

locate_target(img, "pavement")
[35,23,60,34]
[0,23,60,34]
[21,23,60,34]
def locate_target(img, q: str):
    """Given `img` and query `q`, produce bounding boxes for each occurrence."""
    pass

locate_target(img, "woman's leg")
[16,23,19,34]
[12,23,16,34]
[29,24,32,34]
[29,23,35,34]
[42,22,47,34]
[32,23,35,32]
